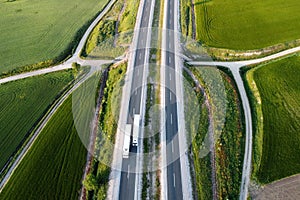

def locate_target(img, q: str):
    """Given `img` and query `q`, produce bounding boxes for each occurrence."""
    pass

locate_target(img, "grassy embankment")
[83,63,127,200]
[83,0,139,59]
[187,67,245,199]
[245,55,300,184]
[183,69,212,200]
[0,71,103,199]
[0,0,108,76]
[0,70,75,173]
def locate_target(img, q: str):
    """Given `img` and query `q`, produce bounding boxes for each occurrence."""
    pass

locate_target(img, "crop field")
[247,55,300,183]
[193,0,300,50]
[0,72,102,199]
[0,70,74,172]
[0,0,108,75]
[0,97,87,199]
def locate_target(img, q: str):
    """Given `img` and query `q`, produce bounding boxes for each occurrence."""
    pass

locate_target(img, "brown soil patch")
[252,174,300,200]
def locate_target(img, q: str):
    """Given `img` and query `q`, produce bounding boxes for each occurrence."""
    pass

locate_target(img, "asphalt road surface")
[119,0,153,199]
[163,0,183,199]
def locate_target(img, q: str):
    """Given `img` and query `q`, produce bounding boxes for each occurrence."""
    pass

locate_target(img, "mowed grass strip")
[251,55,300,183]
[0,70,74,170]
[194,0,300,50]
[0,0,108,74]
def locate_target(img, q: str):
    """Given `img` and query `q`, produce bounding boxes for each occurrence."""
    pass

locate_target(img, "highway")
[118,0,153,199]
[161,0,184,199]
[1,0,300,197]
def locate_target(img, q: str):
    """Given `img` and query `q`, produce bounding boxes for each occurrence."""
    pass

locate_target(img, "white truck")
[132,114,140,146]
[122,124,132,158]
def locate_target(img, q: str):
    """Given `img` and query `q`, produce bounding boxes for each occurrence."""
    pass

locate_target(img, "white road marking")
[139,53,142,60]
[171,141,174,153]
[173,173,176,187]
[170,93,172,101]
[127,165,130,179]
[169,74,172,81]
[169,56,171,63]
[170,113,173,125]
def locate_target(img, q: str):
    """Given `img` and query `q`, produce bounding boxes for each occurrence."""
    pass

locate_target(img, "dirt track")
[251,174,300,200]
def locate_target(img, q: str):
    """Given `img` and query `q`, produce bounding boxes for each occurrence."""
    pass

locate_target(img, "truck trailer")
[132,114,140,146]
[122,124,132,158]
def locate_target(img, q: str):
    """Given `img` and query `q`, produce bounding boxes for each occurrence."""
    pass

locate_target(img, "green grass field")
[248,55,300,183]
[0,71,103,199]
[193,0,300,50]
[0,0,108,74]
[0,71,74,171]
